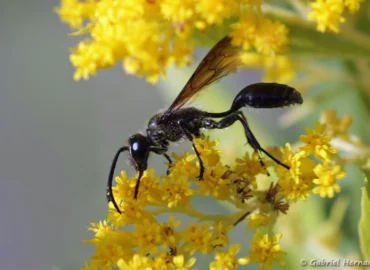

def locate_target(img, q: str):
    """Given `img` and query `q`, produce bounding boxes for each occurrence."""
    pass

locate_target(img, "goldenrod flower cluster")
[80,110,351,270]
[56,0,364,83]
[309,0,364,33]
[49,1,333,83]
[56,0,285,82]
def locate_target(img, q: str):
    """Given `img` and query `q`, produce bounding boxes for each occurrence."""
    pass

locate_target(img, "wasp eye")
[132,141,139,151]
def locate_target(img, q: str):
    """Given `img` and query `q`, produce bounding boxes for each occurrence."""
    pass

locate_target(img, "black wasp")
[108,36,303,213]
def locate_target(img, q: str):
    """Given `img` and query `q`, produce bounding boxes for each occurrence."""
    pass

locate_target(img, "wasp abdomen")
[232,82,303,109]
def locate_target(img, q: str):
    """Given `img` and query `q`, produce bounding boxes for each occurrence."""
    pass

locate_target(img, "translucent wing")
[160,36,243,121]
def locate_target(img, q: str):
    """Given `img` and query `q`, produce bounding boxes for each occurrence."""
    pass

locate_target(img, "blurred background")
[1,0,166,268]
[1,0,367,269]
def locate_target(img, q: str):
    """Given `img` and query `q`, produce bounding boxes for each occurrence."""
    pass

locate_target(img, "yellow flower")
[313,163,346,198]
[229,13,257,51]
[81,133,347,269]
[182,222,214,255]
[320,109,352,138]
[110,169,163,214]
[160,216,182,249]
[248,213,269,229]
[230,14,289,55]
[194,136,221,166]
[169,152,198,179]
[309,0,345,33]
[80,261,97,270]
[161,174,194,208]
[196,0,239,25]
[278,174,312,202]
[173,255,197,270]
[152,251,173,270]
[85,222,136,269]
[86,221,137,249]
[300,122,337,162]
[253,18,289,55]
[197,162,231,200]
[344,0,364,13]
[111,170,131,205]
[107,199,154,227]
[131,169,162,203]
[117,254,153,270]
[58,0,286,82]
[235,152,270,185]
[170,40,194,67]
[57,0,195,82]
[86,221,114,243]
[134,219,164,255]
[59,0,294,82]
[275,144,316,201]
[56,0,95,28]
[211,222,233,248]
[263,56,296,83]
[70,40,116,80]
[160,0,196,23]
[210,244,250,270]
[249,231,286,270]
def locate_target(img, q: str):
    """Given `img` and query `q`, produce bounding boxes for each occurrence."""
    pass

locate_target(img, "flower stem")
[264,5,370,59]
[148,204,254,225]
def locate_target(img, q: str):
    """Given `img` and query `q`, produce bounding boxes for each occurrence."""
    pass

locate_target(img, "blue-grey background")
[1,1,166,268]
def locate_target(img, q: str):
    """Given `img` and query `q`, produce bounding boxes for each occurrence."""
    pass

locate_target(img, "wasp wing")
[160,36,243,121]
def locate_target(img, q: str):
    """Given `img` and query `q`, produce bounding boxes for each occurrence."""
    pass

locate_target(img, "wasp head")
[128,133,151,171]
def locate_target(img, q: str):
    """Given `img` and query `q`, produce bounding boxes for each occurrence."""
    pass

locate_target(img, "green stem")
[191,5,370,60]
[148,205,226,221]
[263,6,370,59]
[148,204,254,225]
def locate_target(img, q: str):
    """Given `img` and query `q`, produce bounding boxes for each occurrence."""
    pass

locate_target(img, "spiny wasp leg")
[178,121,205,180]
[203,112,288,171]
[233,111,269,174]
[237,113,289,170]
[236,111,269,175]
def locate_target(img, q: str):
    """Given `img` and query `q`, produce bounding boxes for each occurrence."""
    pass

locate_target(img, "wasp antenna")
[107,146,129,214]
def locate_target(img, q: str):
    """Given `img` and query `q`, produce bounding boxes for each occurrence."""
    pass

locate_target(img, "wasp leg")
[203,113,289,170]
[233,211,251,227]
[133,169,145,199]
[235,111,269,175]
[163,153,172,175]
[148,145,171,175]
[178,121,205,180]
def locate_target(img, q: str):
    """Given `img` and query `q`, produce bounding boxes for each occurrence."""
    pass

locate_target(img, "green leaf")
[359,169,370,260]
